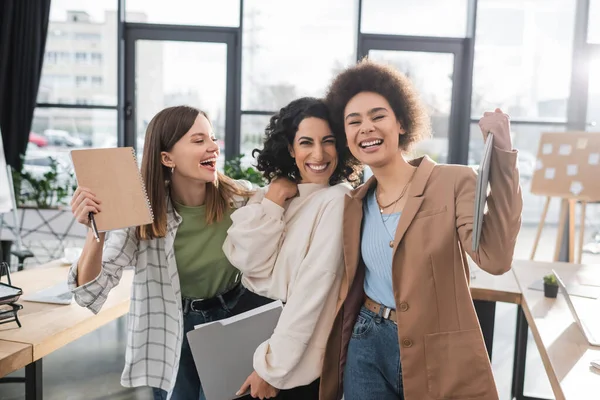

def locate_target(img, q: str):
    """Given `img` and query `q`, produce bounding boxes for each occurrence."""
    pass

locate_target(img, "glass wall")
[361,0,469,37]
[28,1,600,398]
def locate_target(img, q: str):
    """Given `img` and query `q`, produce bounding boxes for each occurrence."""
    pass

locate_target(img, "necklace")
[375,173,414,214]
[375,173,415,248]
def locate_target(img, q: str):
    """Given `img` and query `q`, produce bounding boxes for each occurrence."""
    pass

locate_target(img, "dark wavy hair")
[253,97,361,185]
[325,57,431,152]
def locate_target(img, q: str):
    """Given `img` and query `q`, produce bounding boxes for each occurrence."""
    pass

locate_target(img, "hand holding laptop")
[472,109,513,252]
[478,108,512,151]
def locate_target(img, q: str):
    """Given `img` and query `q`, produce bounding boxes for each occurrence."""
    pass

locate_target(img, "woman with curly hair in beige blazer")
[319,59,523,400]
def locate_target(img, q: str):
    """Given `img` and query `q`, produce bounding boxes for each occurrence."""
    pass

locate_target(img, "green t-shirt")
[173,202,240,299]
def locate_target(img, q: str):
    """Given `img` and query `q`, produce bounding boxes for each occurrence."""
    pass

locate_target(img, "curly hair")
[253,97,362,185]
[324,57,431,152]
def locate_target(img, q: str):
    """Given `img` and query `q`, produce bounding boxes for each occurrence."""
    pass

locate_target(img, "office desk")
[0,341,31,379]
[470,266,522,305]
[0,261,133,400]
[513,260,600,400]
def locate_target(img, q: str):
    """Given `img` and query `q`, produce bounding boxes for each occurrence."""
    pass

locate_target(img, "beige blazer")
[320,149,523,400]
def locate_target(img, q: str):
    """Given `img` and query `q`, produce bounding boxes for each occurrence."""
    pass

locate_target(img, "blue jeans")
[344,305,404,400]
[153,287,272,400]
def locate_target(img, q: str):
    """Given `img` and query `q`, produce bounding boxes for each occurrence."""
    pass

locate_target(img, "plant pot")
[544,283,559,298]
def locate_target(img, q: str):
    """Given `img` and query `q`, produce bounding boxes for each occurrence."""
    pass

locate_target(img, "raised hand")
[479,108,512,151]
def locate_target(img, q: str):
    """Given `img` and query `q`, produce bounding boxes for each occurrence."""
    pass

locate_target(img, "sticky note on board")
[589,153,600,165]
[535,159,543,170]
[570,181,583,196]
[542,144,553,155]
[577,138,588,149]
[567,164,578,176]
[559,144,572,155]
[545,168,555,179]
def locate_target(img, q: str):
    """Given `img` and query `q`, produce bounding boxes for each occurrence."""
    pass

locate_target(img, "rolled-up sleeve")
[68,227,138,314]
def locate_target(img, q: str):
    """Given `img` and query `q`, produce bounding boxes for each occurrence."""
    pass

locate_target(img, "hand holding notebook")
[70,147,154,232]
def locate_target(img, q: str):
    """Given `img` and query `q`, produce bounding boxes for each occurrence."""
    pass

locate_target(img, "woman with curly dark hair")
[223,97,358,400]
[319,59,523,400]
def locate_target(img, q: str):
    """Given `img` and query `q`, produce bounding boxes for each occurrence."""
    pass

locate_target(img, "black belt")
[182,281,243,314]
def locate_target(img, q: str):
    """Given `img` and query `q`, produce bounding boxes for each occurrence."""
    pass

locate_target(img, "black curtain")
[0,0,51,171]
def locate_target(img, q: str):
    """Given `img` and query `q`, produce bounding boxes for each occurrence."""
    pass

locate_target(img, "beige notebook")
[70,147,154,232]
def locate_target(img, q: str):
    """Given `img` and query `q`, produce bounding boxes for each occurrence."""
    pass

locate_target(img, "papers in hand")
[472,133,494,252]
[187,300,283,400]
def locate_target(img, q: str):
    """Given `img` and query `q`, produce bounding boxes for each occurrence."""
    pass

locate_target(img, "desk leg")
[25,359,42,400]
[512,306,547,400]
[474,300,495,361]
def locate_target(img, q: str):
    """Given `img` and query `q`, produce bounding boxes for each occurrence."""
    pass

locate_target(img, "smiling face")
[289,117,338,184]
[344,91,404,169]
[161,113,220,183]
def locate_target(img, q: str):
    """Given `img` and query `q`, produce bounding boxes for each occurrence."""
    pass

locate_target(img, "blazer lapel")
[340,195,362,304]
[392,156,436,252]
[338,177,375,310]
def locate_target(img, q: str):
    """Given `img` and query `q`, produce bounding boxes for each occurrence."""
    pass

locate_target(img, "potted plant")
[0,154,85,264]
[543,273,559,298]
[224,155,265,186]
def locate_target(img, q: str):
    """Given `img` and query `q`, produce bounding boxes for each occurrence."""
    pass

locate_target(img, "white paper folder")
[187,300,283,400]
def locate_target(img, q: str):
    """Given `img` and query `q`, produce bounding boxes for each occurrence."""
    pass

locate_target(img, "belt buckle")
[382,307,391,319]
[190,298,205,312]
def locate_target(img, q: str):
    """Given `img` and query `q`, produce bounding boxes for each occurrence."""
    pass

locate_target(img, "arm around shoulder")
[223,188,286,279]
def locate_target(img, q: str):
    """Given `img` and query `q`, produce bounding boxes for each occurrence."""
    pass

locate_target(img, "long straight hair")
[136,106,252,240]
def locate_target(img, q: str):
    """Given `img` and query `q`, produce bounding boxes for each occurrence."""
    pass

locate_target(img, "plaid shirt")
[68,183,251,398]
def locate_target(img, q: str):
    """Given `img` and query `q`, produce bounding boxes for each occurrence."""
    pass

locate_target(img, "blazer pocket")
[424,329,491,399]
[414,206,447,220]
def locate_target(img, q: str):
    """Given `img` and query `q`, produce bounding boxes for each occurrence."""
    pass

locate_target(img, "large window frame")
[123,24,241,157]
[36,0,597,230]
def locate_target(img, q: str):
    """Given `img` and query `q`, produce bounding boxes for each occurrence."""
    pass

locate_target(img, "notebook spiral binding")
[131,148,155,223]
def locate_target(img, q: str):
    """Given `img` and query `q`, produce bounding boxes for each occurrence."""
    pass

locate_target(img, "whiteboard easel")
[529,132,600,263]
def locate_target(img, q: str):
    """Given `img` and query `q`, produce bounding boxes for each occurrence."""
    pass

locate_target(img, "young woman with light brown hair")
[68,105,268,400]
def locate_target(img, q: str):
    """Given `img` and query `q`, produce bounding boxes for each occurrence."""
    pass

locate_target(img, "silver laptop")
[553,269,600,347]
[22,282,73,305]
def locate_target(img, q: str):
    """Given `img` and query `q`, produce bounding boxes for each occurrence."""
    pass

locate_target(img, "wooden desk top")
[469,260,522,304]
[0,341,31,378]
[0,261,132,362]
[512,260,600,400]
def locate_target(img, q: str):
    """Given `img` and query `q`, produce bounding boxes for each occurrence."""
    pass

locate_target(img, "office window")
[242,0,356,111]
[126,0,240,26]
[472,0,576,120]
[361,0,469,37]
[74,32,101,41]
[91,52,103,64]
[587,55,600,130]
[31,108,117,150]
[41,0,117,106]
[241,114,272,163]
[91,76,103,86]
[589,0,600,43]
[75,76,88,87]
[75,52,88,63]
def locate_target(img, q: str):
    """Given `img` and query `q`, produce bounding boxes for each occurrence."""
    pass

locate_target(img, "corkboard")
[530,132,600,200]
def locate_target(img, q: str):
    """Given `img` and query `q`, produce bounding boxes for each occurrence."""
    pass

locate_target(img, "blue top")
[361,189,401,309]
